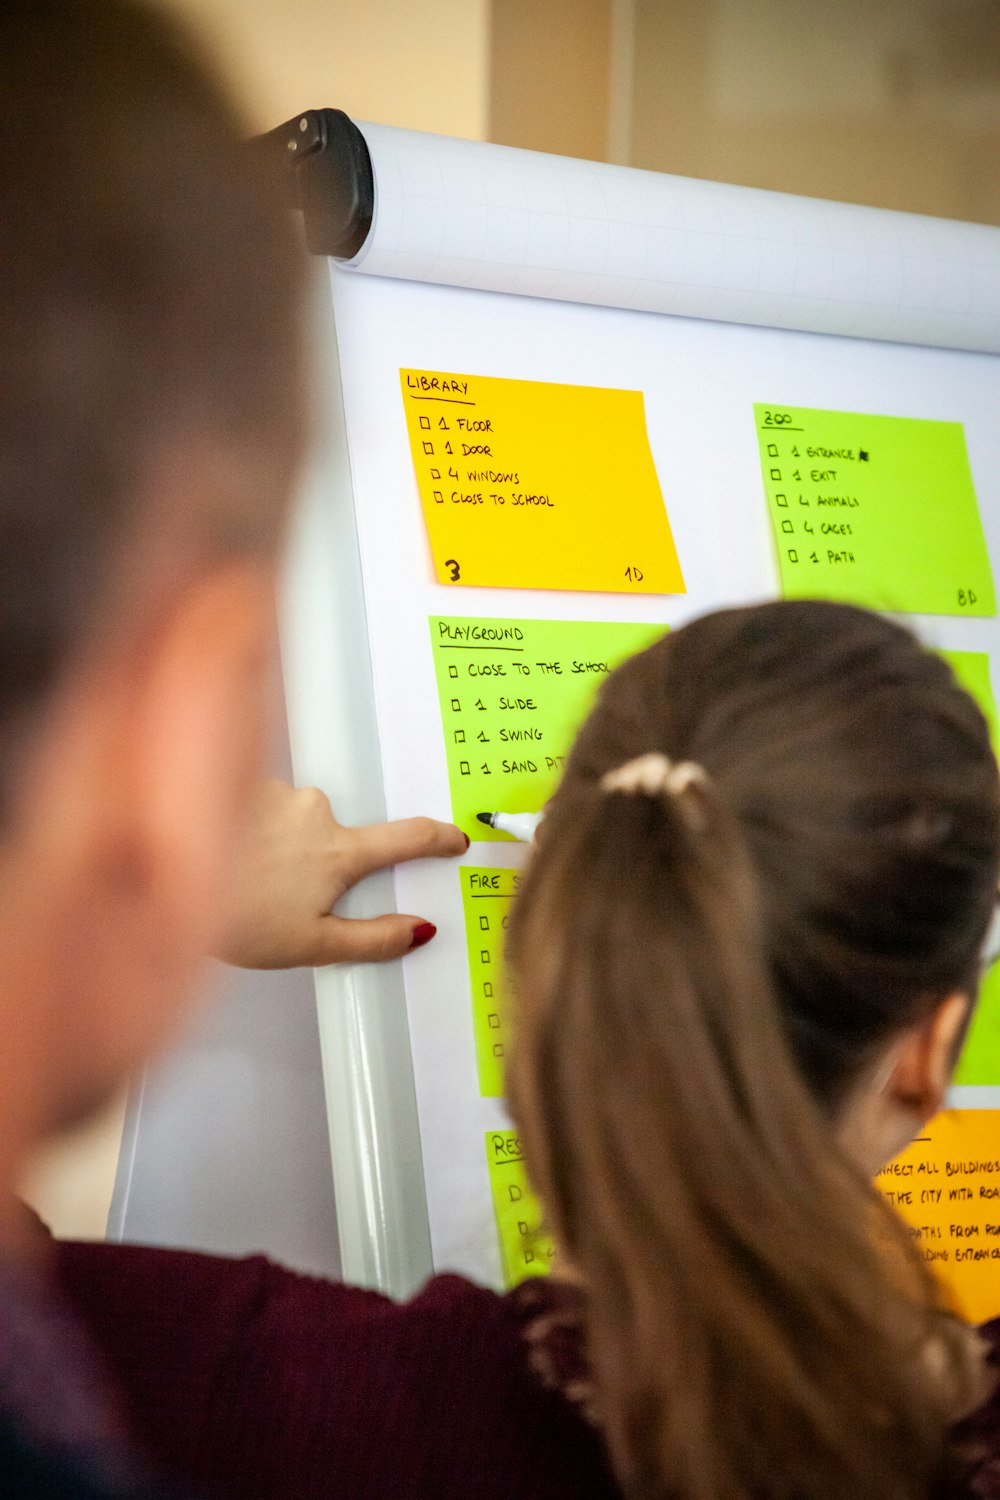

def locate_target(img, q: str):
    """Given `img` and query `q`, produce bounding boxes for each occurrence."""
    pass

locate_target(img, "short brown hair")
[509,600,1000,1500]
[0,0,303,761]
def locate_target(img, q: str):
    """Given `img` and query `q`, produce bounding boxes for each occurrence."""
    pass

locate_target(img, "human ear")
[843,993,971,1175]
[885,992,971,1129]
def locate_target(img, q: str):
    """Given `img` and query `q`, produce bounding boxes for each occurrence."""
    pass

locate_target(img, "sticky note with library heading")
[877,1110,1000,1324]
[485,1130,554,1288]
[401,369,685,595]
[754,404,995,617]
[461,867,519,1097]
[430,616,664,841]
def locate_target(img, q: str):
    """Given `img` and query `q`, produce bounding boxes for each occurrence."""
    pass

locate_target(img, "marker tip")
[475,811,493,826]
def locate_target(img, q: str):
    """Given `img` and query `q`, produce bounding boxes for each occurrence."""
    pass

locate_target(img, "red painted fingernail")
[409,922,437,951]
[462,833,471,850]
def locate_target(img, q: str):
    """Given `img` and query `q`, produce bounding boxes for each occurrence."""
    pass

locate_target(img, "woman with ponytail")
[507,598,1000,1500]
[36,598,1000,1500]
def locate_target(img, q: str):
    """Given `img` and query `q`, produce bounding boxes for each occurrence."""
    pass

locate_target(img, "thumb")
[311,913,438,965]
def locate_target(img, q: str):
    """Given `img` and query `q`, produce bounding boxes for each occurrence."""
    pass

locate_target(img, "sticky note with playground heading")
[430,616,664,841]
[461,867,520,1097]
[754,403,996,617]
[877,1111,1000,1324]
[485,1130,554,1288]
[400,369,685,595]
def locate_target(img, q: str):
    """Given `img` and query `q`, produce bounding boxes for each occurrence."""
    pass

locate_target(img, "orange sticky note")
[400,369,685,595]
[877,1110,1000,1324]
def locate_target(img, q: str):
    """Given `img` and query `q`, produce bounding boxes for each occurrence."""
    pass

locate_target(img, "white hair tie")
[600,752,709,803]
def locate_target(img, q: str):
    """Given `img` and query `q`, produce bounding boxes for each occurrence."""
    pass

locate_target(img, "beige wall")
[626,0,1000,226]
[486,0,1000,227]
[163,0,491,137]
[489,0,612,161]
[21,1097,128,1242]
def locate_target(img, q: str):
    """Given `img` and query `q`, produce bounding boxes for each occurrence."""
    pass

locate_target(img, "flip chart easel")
[114,111,1000,1316]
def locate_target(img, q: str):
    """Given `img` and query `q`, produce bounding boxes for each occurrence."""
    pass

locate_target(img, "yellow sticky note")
[877,1111,1000,1323]
[461,867,519,1097]
[401,369,685,595]
[430,616,665,841]
[755,403,996,617]
[485,1130,554,1288]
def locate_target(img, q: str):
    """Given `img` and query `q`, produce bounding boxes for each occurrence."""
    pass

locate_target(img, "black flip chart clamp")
[251,108,373,260]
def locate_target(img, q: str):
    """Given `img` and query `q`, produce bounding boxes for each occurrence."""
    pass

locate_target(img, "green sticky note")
[754,404,995,617]
[956,967,1000,1088]
[942,649,1000,747]
[430,616,664,839]
[461,867,520,1096]
[485,1130,554,1288]
[940,649,1000,1087]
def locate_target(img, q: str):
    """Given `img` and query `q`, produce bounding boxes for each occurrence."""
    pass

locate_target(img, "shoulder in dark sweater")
[54,1240,620,1500]
[58,1239,1000,1500]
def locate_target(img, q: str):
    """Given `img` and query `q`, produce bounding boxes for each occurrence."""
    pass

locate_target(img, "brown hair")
[507,600,1000,1500]
[0,0,303,775]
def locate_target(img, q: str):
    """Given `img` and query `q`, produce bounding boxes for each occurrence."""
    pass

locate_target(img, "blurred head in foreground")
[509,600,1000,1500]
[0,0,304,1162]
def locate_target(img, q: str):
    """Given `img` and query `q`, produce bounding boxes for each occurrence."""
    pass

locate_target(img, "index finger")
[344,816,468,881]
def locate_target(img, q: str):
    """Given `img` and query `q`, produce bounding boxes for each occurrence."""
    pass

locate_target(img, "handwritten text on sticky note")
[402,369,685,595]
[755,404,995,617]
[461,867,519,1097]
[877,1110,1000,1323]
[430,616,664,841]
[485,1130,554,1288]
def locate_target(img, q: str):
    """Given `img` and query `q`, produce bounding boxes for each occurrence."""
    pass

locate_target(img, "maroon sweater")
[52,1241,619,1500]
[49,1240,1000,1500]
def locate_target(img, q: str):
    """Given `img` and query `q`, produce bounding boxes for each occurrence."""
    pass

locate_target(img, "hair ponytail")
[507,603,998,1500]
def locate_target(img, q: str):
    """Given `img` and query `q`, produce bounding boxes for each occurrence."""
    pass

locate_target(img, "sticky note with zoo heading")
[754,403,995,617]
[400,369,685,595]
